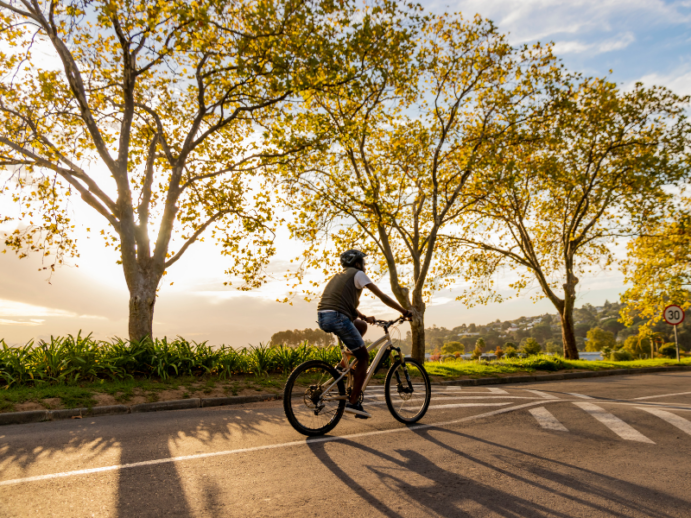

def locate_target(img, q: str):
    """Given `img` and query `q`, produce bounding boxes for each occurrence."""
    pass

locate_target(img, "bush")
[494,346,504,360]
[610,349,633,362]
[521,338,542,356]
[659,343,678,359]
[441,341,464,355]
[0,334,352,388]
[503,346,518,358]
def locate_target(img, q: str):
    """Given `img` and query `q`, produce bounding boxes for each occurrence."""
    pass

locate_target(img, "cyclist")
[317,249,411,419]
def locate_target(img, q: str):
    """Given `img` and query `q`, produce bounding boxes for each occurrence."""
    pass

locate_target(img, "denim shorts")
[317,311,365,352]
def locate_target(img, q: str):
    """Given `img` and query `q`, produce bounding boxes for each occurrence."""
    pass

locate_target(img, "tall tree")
[620,197,691,331]
[0,0,356,340]
[277,12,556,363]
[452,78,691,359]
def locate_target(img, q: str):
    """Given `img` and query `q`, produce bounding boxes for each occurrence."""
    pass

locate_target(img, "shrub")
[521,338,542,356]
[494,346,504,360]
[610,349,633,362]
[504,346,518,358]
[441,341,464,355]
[659,343,678,359]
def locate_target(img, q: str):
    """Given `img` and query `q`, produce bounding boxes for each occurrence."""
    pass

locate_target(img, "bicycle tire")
[283,360,346,436]
[384,358,431,424]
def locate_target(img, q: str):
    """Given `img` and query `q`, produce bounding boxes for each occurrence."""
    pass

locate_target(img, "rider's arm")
[364,283,409,316]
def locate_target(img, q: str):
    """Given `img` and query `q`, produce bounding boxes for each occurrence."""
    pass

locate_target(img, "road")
[1,372,690,517]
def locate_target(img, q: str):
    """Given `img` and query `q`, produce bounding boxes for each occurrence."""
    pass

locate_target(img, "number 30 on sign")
[663,305,685,325]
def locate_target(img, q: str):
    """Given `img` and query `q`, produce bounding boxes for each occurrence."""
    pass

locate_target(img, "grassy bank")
[424,356,691,379]
[0,344,688,413]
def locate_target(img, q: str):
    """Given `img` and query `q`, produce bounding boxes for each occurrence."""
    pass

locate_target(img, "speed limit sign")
[663,305,685,325]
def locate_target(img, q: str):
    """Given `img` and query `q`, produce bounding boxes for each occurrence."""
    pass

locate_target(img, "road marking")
[0,400,552,488]
[429,403,511,409]
[633,392,691,401]
[529,407,568,431]
[488,388,509,394]
[525,390,560,399]
[566,393,594,399]
[638,407,691,436]
[574,402,654,443]
[363,396,542,406]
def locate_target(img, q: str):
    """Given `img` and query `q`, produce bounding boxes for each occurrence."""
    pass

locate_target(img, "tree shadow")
[307,426,690,517]
[0,402,287,517]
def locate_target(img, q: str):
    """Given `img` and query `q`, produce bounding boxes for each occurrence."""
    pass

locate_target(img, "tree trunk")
[127,275,159,342]
[559,284,578,360]
[410,301,426,364]
[559,308,579,360]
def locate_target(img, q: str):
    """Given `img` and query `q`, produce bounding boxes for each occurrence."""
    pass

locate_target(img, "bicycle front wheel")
[384,358,431,424]
[283,360,346,436]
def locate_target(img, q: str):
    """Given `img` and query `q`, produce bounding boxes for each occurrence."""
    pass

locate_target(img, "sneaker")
[345,402,371,419]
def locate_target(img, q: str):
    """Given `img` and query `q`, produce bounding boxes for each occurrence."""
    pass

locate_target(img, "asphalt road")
[1,372,690,517]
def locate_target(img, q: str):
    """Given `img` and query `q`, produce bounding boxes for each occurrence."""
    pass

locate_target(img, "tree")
[270,328,333,347]
[279,12,556,363]
[621,198,691,333]
[545,340,561,355]
[494,345,504,359]
[453,77,691,359]
[0,0,358,340]
[441,341,464,355]
[600,318,625,338]
[585,327,615,352]
[521,337,542,356]
[623,335,651,359]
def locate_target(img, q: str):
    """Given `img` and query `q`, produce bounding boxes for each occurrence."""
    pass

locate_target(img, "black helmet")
[340,249,366,268]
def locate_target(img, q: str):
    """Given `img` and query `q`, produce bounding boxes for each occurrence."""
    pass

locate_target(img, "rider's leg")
[349,346,370,404]
[340,319,368,369]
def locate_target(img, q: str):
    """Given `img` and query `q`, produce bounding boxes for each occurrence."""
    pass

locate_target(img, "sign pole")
[674,325,680,363]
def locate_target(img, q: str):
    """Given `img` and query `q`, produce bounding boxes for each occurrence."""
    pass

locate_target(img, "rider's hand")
[365,315,376,324]
[402,310,413,320]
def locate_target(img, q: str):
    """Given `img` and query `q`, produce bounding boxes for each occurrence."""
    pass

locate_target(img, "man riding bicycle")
[317,249,412,419]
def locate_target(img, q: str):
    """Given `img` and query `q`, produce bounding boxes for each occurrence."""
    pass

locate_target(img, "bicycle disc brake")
[304,384,326,415]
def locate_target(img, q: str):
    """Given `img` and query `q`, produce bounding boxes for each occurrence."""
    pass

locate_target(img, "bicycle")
[283,315,431,436]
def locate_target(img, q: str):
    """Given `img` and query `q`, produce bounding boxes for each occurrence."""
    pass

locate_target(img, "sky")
[2,0,690,346]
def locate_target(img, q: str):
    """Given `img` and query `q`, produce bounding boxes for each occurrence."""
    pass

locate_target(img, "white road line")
[638,407,691,436]
[574,402,654,444]
[566,393,594,399]
[0,400,553,488]
[525,390,560,399]
[488,388,509,394]
[529,407,568,431]
[363,396,542,406]
[633,392,691,401]
[430,403,511,409]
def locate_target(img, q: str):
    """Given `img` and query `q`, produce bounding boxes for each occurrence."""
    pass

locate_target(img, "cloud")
[0,298,104,319]
[553,32,635,55]
[449,0,689,42]
[0,319,44,326]
[635,67,691,96]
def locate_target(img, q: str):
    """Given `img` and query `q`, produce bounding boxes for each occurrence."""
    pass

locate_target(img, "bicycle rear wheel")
[283,360,346,436]
[384,358,431,424]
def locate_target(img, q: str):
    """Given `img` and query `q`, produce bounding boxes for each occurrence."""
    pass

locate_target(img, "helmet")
[340,249,367,268]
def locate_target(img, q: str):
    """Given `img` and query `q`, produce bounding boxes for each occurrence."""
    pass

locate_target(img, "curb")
[0,394,281,426]
[433,365,691,387]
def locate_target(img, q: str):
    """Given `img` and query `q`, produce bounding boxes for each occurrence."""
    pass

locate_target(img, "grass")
[1,333,689,413]
[424,355,691,379]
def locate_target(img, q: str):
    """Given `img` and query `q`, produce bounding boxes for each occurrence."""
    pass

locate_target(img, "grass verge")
[1,356,688,414]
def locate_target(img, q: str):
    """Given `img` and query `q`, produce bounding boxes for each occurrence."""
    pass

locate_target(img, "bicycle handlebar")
[372,315,408,331]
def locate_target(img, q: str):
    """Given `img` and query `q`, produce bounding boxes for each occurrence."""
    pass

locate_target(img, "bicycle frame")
[319,326,404,402]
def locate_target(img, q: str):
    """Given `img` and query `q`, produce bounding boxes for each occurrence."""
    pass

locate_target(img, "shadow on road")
[0,403,286,517]
[307,426,690,517]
